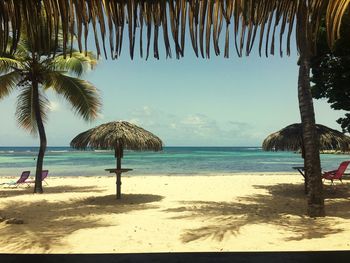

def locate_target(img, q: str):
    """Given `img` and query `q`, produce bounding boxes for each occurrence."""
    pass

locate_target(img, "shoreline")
[0,174,350,253]
[0,171,305,179]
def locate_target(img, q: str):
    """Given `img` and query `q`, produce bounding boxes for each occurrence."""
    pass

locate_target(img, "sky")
[0,28,346,147]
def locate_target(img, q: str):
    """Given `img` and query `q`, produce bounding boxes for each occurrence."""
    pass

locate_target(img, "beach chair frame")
[0,171,31,188]
[25,170,49,185]
[322,161,350,185]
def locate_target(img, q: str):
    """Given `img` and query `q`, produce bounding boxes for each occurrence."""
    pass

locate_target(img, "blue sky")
[0,32,346,147]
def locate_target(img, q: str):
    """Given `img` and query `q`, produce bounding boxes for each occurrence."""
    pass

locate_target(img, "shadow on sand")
[0,186,163,252]
[163,182,350,244]
[0,185,106,198]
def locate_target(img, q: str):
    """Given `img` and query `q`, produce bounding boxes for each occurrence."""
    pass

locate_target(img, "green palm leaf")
[15,85,49,135]
[47,51,97,77]
[0,57,24,73]
[44,72,101,121]
[0,14,102,194]
[0,71,22,99]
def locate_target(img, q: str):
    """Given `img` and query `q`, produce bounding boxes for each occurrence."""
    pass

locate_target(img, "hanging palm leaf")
[0,0,346,59]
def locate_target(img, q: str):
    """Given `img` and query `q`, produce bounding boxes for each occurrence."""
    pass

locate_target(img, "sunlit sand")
[0,174,350,253]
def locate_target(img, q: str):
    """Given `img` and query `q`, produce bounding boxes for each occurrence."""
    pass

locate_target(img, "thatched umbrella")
[70,121,163,199]
[262,123,350,154]
[262,123,350,193]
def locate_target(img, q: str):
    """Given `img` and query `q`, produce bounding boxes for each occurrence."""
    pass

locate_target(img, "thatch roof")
[0,1,348,59]
[70,121,163,151]
[262,123,350,152]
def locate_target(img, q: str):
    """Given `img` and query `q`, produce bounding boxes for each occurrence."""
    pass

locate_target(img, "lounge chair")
[25,170,49,185]
[0,171,31,188]
[322,161,350,184]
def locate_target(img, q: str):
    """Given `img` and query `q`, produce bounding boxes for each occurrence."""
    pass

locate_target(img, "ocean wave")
[259,161,299,165]
[246,147,262,150]
[49,150,69,153]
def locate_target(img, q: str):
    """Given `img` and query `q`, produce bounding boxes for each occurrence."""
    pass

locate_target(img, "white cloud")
[181,114,207,126]
[142,106,152,116]
[127,106,175,128]
[124,106,262,146]
[229,121,252,129]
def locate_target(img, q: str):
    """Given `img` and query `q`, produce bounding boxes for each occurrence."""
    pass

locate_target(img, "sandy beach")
[0,173,350,253]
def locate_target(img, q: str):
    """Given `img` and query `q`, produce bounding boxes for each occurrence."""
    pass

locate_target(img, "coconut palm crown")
[0,29,102,193]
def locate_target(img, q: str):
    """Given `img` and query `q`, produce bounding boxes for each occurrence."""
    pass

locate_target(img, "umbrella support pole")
[116,155,122,199]
[116,171,121,199]
[115,144,123,199]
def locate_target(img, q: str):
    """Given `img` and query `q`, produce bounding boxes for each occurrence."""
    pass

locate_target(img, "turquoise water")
[0,146,350,176]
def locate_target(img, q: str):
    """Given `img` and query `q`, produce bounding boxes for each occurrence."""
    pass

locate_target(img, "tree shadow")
[0,193,163,252]
[0,185,105,198]
[163,182,350,244]
[81,194,163,206]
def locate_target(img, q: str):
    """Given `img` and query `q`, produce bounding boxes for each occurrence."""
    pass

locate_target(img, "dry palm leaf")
[0,0,347,59]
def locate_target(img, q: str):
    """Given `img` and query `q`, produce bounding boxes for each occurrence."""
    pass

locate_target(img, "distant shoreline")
[0,171,302,179]
[0,146,263,149]
[291,149,350,155]
[320,150,350,154]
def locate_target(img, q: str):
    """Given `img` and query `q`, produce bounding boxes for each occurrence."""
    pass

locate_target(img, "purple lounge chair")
[26,170,49,185]
[0,171,31,188]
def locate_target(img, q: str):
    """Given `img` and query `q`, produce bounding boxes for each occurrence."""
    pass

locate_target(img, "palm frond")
[0,57,23,73]
[0,71,21,99]
[15,85,49,135]
[12,38,33,58]
[0,0,341,59]
[326,0,350,48]
[46,51,97,77]
[44,72,101,121]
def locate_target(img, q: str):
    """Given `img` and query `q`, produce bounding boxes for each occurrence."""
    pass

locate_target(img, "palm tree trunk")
[32,80,46,194]
[298,57,325,217]
[297,2,325,217]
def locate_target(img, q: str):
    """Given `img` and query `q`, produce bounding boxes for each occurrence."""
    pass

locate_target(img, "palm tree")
[295,2,325,217]
[0,32,101,193]
[1,0,348,216]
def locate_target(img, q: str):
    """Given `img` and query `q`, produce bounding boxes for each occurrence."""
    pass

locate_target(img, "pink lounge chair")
[322,161,350,184]
[0,171,31,188]
[26,170,49,185]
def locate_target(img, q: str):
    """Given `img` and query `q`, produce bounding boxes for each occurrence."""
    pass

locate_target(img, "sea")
[0,146,350,177]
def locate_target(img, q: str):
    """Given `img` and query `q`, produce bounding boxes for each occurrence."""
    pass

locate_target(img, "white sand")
[0,173,350,253]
